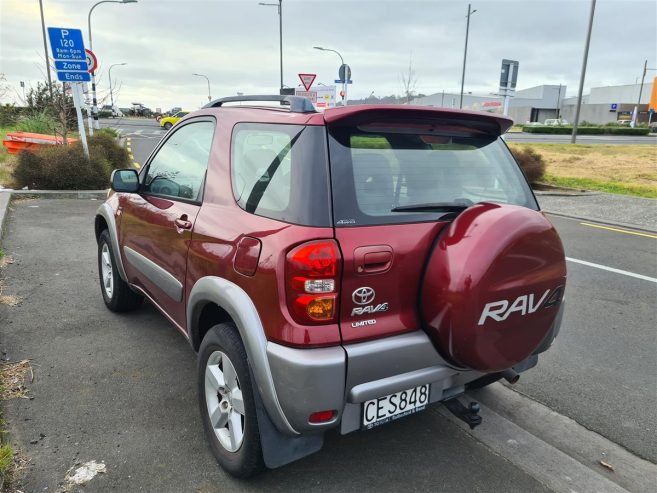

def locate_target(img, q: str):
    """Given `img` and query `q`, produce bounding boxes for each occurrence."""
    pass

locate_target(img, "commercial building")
[410,79,656,125]
[410,85,565,123]
[560,81,655,124]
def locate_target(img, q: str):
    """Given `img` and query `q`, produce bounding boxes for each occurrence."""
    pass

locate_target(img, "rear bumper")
[267,331,484,435]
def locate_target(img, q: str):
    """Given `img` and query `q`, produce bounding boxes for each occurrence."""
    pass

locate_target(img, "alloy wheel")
[204,351,245,452]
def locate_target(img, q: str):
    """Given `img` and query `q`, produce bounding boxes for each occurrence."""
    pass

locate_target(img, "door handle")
[174,216,192,230]
[354,245,393,274]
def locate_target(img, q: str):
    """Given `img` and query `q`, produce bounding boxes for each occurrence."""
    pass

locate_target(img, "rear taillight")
[286,240,341,325]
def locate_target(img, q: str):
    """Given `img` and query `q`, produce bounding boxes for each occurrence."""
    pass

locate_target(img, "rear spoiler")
[323,105,514,136]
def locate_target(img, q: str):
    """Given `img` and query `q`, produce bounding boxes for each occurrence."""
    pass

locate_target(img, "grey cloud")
[1,0,655,110]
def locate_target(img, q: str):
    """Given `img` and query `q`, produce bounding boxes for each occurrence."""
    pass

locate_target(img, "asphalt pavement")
[515,214,657,462]
[0,199,553,492]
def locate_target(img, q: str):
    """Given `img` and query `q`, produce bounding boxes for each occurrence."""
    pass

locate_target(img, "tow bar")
[444,398,482,430]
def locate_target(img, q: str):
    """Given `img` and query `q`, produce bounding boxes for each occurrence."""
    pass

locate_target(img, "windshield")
[327,122,538,227]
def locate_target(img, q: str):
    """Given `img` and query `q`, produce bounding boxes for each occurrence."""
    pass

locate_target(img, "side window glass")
[144,120,214,201]
[232,125,293,213]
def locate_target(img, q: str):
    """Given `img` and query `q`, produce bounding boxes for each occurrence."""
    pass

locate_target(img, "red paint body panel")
[335,221,448,343]
[187,204,340,346]
[118,193,200,329]
[184,109,340,346]
[322,105,514,134]
[107,103,564,363]
[234,237,262,277]
[421,203,567,371]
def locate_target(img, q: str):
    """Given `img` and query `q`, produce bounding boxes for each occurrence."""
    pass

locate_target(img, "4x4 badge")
[352,287,375,305]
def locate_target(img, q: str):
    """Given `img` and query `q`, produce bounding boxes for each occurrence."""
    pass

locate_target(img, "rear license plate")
[362,384,430,430]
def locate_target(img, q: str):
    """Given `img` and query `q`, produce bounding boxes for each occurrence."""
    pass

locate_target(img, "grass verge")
[542,175,657,198]
[0,127,15,188]
[507,142,657,198]
[0,359,30,491]
[0,245,28,490]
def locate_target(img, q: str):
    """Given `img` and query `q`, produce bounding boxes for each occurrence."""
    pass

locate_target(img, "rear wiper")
[390,202,470,213]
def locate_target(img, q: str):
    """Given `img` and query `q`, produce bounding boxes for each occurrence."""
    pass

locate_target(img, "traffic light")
[339,90,345,99]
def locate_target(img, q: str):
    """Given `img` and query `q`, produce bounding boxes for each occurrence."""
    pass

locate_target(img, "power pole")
[631,60,647,128]
[571,0,596,144]
[459,4,476,109]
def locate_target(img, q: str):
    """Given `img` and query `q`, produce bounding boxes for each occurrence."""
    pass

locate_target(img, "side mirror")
[111,169,140,193]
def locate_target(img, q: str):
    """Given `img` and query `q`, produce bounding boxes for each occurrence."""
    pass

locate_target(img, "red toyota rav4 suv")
[95,95,566,478]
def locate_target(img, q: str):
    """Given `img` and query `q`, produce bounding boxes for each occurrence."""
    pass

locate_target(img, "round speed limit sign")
[85,49,98,73]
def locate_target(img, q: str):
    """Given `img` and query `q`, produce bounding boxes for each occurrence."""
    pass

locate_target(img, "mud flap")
[250,367,324,469]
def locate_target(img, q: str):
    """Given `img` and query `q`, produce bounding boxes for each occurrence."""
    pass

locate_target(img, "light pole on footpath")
[258,0,283,91]
[314,46,348,105]
[631,61,656,127]
[571,0,596,144]
[459,4,477,109]
[88,0,137,132]
[108,62,126,113]
[193,73,212,103]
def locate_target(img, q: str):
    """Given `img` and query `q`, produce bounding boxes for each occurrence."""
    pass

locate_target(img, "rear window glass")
[328,123,537,226]
[231,123,331,227]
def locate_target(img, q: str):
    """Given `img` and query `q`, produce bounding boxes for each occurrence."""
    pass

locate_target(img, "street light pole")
[108,62,126,113]
[38,0,54,101]
[88,0,137,132]
[459,4,477,109]
[314,46,347,105]
[631,60,648,128]
[571,0,596,144]
[193,73,212,102]
[258,0,283,91]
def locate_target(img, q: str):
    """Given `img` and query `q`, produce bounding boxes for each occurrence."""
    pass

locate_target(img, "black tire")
[164,122,172,130]
[97,229,143,312]
[198,323,264,478]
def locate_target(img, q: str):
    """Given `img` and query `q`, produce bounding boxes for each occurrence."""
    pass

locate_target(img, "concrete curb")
[0,190,107,241]
[437,383,657,493]
[0,192,10,242]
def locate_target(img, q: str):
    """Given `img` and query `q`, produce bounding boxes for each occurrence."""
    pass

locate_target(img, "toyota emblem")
[352,287,375,305]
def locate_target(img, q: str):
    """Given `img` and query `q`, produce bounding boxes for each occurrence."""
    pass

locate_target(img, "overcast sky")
[1,0,656,110]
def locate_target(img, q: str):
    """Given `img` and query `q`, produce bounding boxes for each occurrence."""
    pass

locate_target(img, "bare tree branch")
[399,54,418,104]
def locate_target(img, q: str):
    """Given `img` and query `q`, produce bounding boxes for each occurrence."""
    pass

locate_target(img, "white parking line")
[566,257,657,283]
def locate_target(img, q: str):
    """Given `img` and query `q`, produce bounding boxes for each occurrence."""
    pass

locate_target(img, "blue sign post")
[47,27,90,82]
[47,26,90,156]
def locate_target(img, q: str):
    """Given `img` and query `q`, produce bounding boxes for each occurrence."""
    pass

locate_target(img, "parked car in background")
[130,103,152,118]
[155,107,182,123]
[544,118,568,126]
[159,110,189,130]
[101,105,124,118]
[96,95,566,478]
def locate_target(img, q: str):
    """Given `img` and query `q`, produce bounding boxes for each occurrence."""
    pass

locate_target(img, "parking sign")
[47,27,86,61]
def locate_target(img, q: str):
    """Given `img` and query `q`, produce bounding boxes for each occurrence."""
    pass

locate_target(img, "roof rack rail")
[203,95,317,113]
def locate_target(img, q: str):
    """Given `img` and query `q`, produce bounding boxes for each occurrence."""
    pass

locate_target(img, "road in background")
[100,118,164,166]
[102,117,657,149]
[506,132,657,145]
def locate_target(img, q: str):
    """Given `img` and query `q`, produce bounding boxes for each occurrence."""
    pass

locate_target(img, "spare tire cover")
[421,203,566,372]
